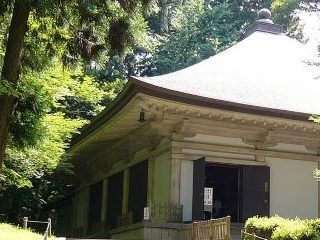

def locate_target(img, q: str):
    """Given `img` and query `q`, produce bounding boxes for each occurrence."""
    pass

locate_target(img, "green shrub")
[244,216,319,240]
[272,218,314,240]
[308,219,320,235]
[245,216,286,239]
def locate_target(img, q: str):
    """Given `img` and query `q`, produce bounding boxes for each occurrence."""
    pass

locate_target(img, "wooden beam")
[206,156,266,166]
[183,122,320,147]
[173,153,265,166]
[173,141,320,162]
[143,95,320,130]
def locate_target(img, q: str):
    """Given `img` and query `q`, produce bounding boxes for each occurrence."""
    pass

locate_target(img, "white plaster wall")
[266,157,318,219]
[180,160,194,221]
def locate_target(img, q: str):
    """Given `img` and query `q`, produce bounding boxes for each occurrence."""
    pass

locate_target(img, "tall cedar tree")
[0,0,150,170]
[0,0,31,169]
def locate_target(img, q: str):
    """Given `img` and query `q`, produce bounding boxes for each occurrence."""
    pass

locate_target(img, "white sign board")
[144,207,150,220]
[204,187,213,206]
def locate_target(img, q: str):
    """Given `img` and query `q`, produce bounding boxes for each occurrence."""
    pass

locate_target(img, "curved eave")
[131,77,310,121]
[69,80,138,151]
[70,75,312,152]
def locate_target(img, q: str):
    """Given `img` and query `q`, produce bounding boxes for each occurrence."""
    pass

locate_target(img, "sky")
[300,10,320,52]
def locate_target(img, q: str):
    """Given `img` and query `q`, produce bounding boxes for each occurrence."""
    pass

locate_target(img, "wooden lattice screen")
[191,216,231,240]
[178,216,231,240]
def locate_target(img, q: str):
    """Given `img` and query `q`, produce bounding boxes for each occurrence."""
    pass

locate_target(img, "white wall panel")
[180,160,194,221]
[266,157,318,219]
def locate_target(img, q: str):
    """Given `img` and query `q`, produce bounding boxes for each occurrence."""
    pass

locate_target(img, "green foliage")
[211,0,272,30]
[23,14,71,71]
[40,63,106,119]
[272,220,314,240]
[310,115,320,124]
[271,0,304,40]
[54,0,151,62]
[0,0,153,73]
[245,216,283,239]
[0,80,20,97]
[0,0,316,228]
[9,72,49,148]
[102,78,127,104]
[8,62,107,148]
[0,223,56,240]
[151,0,317,75]
[313,168,320,181]
[0,60,109,223]
[245,216,320,240]
[0,0,148,225]
[272,0,300,25]
[154,0,240,74]
[3,102,86,191]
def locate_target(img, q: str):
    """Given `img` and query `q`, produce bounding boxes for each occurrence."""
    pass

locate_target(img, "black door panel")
[240,165,270,222]
[192,157,205,221]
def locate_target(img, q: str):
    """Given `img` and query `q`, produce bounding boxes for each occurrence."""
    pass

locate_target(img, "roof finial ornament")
[257,8,273,24]
[242,8,282,38]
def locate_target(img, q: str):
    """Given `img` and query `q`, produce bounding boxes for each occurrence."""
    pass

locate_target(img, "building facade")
[57,9,320,239]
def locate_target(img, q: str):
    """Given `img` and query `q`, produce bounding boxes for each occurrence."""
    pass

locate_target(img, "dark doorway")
[205,164,239,222]
[107,171,124,229]
[203,163,270,223]
[128,160,148,223]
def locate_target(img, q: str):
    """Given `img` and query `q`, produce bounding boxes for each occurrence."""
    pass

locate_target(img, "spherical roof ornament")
[257,8,274,24]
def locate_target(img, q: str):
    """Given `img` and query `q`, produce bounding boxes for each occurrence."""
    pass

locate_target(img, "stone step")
[232,235,241,240]
[231,223,244,240]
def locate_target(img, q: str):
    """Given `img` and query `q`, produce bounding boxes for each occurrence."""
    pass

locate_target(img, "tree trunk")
[159,0,169,34]
[0,0,31,169]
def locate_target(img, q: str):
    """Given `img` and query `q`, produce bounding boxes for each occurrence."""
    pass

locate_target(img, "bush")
[272,219,313,240]
[245,216,286,239]
[244,216,320,240]
[308,219,320,235]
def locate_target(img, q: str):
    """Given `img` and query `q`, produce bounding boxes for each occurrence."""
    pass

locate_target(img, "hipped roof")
[71,17,320,148]
[133,30,320,115]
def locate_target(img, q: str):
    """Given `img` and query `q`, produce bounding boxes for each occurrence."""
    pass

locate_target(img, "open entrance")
[192,159,270,223]
[128,160,148,223]
[205,164,239,222]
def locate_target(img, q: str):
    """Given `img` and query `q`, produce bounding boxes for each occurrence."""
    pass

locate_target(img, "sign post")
[144,207,150,221]
[204,187,213,218]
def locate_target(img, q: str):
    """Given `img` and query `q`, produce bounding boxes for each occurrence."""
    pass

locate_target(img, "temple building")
[57,9,320,240]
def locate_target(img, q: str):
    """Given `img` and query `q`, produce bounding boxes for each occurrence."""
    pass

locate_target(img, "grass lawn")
[0,223,56,240]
